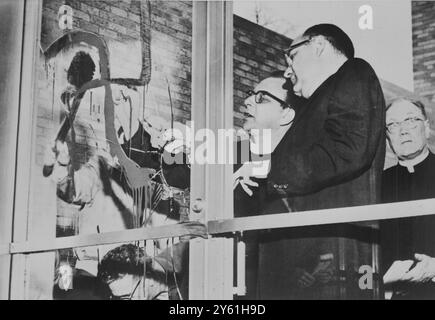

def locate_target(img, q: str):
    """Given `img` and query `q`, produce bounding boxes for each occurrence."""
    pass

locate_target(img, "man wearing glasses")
[235,72,343,300]
[234,72,319,299]
[267,23,385,210]
[234,71,296,198]
[381,98,435,299]
[251,24,386,299]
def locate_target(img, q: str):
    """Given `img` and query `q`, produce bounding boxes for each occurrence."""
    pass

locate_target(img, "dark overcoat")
[268,57,386,210]
[257,58,386,299]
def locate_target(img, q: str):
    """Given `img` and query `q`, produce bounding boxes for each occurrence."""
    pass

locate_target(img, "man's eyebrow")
[404,112,423,117]
[387,112,420,122]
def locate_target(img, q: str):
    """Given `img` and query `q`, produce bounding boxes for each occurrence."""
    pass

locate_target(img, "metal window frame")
[2,197,435,256]
[2,0,237,300]
[3,0,435,301]
[188,1,235,300]
[9,0,55,300]
[0,0,26,300]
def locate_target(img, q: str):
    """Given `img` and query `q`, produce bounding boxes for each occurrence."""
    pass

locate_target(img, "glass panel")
[33,0,193,299]
[15,0,435,301]
[53,239,189,300]
[235,221,381,300]
[380,215,435,300]
[231,1,434,300]
[232,0,416,213]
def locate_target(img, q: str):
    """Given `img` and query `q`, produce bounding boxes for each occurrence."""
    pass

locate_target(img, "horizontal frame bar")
[0,244,9,256]
[2,199,435,256]
[3,222,206,255]
[208,198,435,234]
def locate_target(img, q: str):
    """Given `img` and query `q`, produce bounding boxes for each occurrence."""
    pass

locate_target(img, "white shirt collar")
[250,125,291,155]
[398,148,430,173]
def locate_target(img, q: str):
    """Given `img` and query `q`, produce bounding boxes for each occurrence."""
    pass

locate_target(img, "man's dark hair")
[98,244,145,283]
[386,98,428,120]
[266,70,306,110]
[303,24,355,59]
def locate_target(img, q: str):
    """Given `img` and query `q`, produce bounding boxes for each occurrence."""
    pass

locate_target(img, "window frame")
[2,0,435,300]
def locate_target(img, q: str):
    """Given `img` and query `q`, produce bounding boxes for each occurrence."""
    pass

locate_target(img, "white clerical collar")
[398,148,430,173]
[250,125,291,155]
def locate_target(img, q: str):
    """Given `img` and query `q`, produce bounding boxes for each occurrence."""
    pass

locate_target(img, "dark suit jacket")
[256,58,385,299]
[234,139,289,218]
[381,152,435,299]
[267,57,386,211]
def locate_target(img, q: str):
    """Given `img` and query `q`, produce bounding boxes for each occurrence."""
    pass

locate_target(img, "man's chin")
[398,148,424,160]
[243,120,256,131]
[293,84,303,97]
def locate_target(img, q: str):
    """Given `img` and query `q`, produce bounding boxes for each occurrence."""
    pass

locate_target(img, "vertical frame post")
[9,0,56,300]
[0,0,26,300]
[189,1,234,299]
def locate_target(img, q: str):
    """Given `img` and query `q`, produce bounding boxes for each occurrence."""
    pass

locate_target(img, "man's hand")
[43,140,70,167]
[313,268,335,284]
[293,268,316,288]
[43,140,57,167]
[43,140,71,180]
[233,176,259,196]
[55,140,71,166]
[142,115,170,149]
[233,162,268,196]
[311,254,335,285]
[163,122,191,155]
[400,253,435,283]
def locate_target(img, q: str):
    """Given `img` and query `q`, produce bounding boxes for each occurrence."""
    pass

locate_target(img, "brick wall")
[36,1,291,226]
[37,0,194,233]
[35,1,292,235]
[233,16,291,128]
[39,1,290,136]
[39,1,435,179]
[412,1,435,145]
[413,1,435,103]
[42,0,192,120]
[36,1,292,225]
[35,1,435,235]
[37,0,193,164]
[38,1,435,169]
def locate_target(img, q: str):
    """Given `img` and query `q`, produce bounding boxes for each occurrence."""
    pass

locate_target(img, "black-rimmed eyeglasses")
[284,38,311,58]
[246,90,290,109]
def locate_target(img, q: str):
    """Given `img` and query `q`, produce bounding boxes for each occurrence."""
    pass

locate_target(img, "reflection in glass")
[35,0,192,300]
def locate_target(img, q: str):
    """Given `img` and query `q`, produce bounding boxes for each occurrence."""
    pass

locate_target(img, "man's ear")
[280,107,295,126]
[424,119,430,139]
[313,36,326,57]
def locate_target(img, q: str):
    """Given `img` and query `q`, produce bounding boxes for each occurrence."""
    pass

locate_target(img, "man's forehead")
[255,77,286,96]
[387,100,424,119]
[287,35,309,54]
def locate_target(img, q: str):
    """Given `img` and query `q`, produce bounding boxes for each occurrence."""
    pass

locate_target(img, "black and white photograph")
[1,0,435,303]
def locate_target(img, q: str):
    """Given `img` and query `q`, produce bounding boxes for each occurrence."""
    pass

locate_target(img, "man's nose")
[242,101,255,115]
[240,104,248,115]
[284,65,294,79]
[244,95,255,108]
[399,125,411,135]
